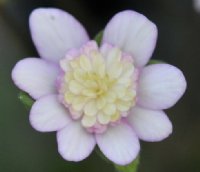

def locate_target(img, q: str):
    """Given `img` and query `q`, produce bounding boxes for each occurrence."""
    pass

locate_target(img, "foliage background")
[0,0,199,171]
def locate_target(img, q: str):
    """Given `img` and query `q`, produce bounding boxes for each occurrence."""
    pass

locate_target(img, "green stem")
[114,157,140,172]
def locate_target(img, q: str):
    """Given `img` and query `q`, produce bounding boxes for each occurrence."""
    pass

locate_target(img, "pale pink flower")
[194,0,200,12]
[12,8,186,165]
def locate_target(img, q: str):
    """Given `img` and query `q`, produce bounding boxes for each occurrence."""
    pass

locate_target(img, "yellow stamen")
[60,46,136,128]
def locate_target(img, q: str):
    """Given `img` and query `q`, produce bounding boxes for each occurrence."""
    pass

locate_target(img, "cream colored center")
[62,48,136,128]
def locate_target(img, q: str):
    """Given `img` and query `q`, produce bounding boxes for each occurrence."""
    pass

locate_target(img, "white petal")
[128,106,172,141]
[57,122,96,161]
[103,10,157,67]
[96,122,140,165]
[30,8,89,62]
[12,58,59,99]
[30,95,71,132]
[194,0,200,12]
[137,64,187,110]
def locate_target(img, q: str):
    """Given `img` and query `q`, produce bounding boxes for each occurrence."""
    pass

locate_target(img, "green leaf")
[148,59,165,65]
[114,157,140,172]
[18,91,34,109]
[94,30,103,46]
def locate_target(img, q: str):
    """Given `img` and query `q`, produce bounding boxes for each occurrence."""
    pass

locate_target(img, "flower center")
[58,41,137,133]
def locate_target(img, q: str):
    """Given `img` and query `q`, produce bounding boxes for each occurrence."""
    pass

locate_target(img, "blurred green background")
[0,0,199,171]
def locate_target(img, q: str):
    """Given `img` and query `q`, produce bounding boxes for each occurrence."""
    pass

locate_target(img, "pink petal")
[103,10,157,67]
[96,122,140,165]
[194,0,200,12]
[30,94,71,132]
[137,64,187,110]
[29,8,89,63]
[12,58,60,99]
[57,122,96,162]
[128,106,172,142]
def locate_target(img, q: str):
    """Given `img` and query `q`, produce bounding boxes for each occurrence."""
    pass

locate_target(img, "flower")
[194,0,200,12]
[12,8,186,165]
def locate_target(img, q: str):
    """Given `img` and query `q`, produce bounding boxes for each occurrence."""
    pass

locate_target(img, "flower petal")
[96,122,140,165]
[12,58,60,99]
[194,0,200,12]
[29,8,89,62]
[57,122,96,161]
[128,106,172,142]
[103,10,157,67]
[137,64,187,110]
[30,94,71,132]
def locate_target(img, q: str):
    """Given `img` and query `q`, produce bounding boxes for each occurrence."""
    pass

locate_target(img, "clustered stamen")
[58,42,137,131]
